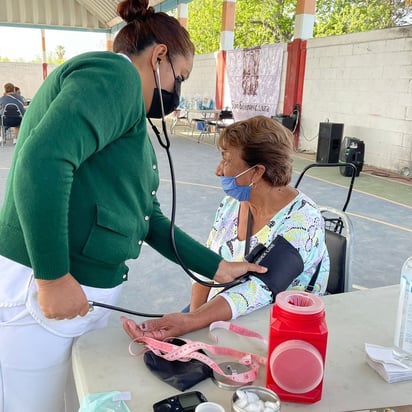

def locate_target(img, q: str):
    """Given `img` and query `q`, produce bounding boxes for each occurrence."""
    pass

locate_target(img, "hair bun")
[117,0,155,23]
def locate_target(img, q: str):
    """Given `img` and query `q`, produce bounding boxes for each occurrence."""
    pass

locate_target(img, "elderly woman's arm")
[121,295,232,341]
[190,283,213,311]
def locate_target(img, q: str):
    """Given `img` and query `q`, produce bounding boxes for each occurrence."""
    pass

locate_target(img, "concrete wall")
[181,52,217,107]
[301,26,412,172]
[0,63,57,100]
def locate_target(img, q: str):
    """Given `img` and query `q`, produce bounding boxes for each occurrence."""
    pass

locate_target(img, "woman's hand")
[122,296,233,341]
[213,260,267,284]
[121,313,191,341]
[36,273,90,319]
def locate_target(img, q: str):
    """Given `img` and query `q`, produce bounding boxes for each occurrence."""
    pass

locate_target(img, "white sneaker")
[12,138,16,145]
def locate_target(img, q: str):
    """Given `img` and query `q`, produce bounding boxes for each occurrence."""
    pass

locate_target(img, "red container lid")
[269,339,324,394]
[275,291,325,315]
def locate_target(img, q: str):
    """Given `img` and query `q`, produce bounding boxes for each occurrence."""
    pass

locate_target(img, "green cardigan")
[0,51,222,288]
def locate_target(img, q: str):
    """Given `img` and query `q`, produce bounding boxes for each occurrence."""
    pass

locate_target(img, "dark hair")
[218,115,294,187]
[113,0,194,60]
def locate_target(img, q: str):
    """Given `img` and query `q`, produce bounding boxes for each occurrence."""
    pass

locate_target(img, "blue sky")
[0,27,107,61]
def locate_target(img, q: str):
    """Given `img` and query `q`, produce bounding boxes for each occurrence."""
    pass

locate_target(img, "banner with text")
[226,44,284,121]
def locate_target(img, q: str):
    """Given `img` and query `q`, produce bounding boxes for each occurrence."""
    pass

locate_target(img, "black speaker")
[316,122,344,163]
[271,115,296,131]
[271,105,299,132]
[339,136,365,177]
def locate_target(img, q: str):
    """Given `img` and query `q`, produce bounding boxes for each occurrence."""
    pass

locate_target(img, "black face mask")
[147,85,180,118]
[147,60,182,119]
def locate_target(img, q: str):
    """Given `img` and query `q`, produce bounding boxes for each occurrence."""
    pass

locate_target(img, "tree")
[41,46,66,64]
[187,0,221,53]
[187,0,411,53]
[234,0,296,46]
[391,0,412,25]
[55,45,66,64]
[314,0,410,37]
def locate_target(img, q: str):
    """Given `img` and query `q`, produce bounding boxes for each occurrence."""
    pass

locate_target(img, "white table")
[187,109,220,120]
[72,285,412,411]
[186,109,220,140]
[169,109,220,138]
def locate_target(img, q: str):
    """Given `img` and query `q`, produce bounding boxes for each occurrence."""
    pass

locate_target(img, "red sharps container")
[266,291,328,403]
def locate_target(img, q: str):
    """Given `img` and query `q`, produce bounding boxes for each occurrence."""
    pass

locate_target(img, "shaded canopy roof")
[0,0,191,33]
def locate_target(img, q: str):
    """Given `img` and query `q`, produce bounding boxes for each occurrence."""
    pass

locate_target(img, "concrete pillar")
[294,0,316,39]
[219,0,236,51]
[215,51,226,110]
[283,0,316,148]
[216,0,236,109]
[106,33,114,51]
[41,29,47,80]
[177,3,188,28]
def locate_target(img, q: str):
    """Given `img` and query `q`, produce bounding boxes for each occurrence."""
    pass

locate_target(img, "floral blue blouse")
[207,192,330,319]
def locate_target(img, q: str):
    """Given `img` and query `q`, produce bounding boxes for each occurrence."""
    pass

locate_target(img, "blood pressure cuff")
[245,235,304,299]
[143,338,212,391]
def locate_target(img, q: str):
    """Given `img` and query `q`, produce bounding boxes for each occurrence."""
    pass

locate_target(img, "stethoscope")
[89,60,249,318]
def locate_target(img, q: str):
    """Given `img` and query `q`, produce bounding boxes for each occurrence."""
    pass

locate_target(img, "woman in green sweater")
[0,1,266,411]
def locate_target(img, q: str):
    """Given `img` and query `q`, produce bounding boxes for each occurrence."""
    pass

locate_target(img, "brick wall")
[302,26,412,172]
[181,52,217,107]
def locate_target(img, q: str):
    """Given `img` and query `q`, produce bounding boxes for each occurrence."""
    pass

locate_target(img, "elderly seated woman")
[122,115,330,341]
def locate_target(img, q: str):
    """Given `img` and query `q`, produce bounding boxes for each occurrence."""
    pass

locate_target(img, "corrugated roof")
[0,0,190,32]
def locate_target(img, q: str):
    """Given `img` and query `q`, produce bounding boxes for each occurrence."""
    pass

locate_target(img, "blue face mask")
[220,166,256,201]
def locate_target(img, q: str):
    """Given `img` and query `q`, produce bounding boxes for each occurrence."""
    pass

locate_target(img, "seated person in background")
[0,82,25,144]
[122,115,330,341]
[13,86,26,104]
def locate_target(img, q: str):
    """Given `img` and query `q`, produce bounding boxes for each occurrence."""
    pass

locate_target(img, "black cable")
[148,117,250,289]
[291,104,300,134]
[89,301,163,318]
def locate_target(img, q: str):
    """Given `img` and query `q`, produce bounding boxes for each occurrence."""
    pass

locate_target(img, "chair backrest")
[3,102,22,117]
[320,206,353,294]
[1,103,23,129]
[294,162,357,212]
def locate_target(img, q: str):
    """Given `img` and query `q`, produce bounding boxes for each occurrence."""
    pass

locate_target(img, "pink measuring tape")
[129,321,267,384]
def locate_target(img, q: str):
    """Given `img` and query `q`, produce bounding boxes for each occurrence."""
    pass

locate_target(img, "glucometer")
[152,391,207,412]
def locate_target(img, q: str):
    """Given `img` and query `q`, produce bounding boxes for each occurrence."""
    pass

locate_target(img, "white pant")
[0,256,123,412]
